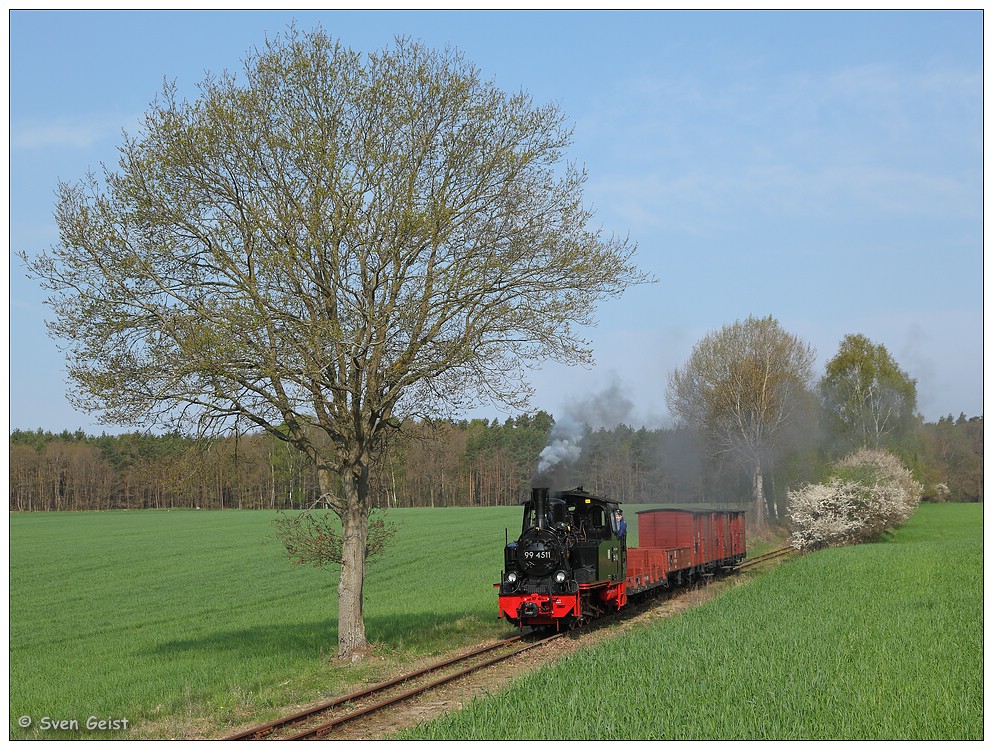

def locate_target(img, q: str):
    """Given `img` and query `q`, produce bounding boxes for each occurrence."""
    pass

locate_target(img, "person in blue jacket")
[615,509,627,541]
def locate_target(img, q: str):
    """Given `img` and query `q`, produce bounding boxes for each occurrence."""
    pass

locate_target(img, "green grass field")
[9,503,982,740]
[399,503,984,740]
[8,506,522,739]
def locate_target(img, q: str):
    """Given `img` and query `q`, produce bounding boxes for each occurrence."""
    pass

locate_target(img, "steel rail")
[282,635,561,740]
[738,545,795,571]
[224,633,541,740]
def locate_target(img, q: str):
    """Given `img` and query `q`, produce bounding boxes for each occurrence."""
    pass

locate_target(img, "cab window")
[522,504,536,533]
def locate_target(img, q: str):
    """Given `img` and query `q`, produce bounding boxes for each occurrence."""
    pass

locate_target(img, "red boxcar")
[625,508,745,594]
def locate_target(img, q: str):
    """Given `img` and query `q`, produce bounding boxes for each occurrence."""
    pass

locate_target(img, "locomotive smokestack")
[531,487,549,530]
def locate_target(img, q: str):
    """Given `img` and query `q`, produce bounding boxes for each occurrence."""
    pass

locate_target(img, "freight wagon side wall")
[626,547,667,591]
[636,508,747,562]
[730,512,746,557]
[638,509,696,549]
[694,513,714,567]
[712,512,725,559]
[625,545,693,591]
[713,512,730,559]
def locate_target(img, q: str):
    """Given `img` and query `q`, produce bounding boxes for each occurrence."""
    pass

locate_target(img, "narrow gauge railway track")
[224,632,562,740]
[227,545,792,740]
[738,545,794,572]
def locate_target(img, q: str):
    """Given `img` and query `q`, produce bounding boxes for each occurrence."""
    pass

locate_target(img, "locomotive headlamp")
[506,572,518,583]
[554,570,567,584]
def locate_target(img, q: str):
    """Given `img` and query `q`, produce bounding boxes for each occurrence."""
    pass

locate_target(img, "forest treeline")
[8,411,983,513]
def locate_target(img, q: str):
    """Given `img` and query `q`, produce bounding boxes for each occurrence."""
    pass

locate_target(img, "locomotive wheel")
[580,592,604,623]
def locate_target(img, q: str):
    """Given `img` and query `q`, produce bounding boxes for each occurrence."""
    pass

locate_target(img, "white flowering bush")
[788,449,922,552]
[929,482,951,503]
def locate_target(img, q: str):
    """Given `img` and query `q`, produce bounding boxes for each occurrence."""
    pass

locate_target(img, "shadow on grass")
[151,609,499,659]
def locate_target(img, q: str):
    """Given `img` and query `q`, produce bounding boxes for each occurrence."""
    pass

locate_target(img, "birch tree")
[23,27,645,659]
[666,315,815,527]
[820,334,918,451]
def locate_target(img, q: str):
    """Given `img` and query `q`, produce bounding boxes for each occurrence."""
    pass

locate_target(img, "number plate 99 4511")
[523,550,552,560]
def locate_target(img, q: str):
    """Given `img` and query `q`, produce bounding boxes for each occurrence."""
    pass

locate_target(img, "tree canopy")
[23,27,646,658]
[820,333,918,451]
[666,315,816,527]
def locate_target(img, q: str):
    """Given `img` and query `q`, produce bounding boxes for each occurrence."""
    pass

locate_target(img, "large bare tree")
[23,28,645,658]
[666,315,815,527]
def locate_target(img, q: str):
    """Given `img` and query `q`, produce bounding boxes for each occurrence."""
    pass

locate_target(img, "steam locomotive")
[497,487,746,629]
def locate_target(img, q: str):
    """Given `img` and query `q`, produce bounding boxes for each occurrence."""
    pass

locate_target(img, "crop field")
[10,503,981,740]
[10,502,682,739]
[8,506,525,739]
[399,503,984,740]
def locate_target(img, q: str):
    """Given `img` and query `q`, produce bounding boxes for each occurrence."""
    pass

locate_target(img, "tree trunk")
[752,462,766,529]
[321,463,371,661]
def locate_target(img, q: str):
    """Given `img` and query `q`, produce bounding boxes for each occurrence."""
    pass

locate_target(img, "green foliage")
[24,25,644,466]
[913,414,983,502]
[10,407,984,512]
[271,509,398,569]
[820,333,918,452]
[400,504,983,740]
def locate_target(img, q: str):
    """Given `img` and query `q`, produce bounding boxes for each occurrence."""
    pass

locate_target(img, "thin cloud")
[580,58,981,234]
[10,114,132,150]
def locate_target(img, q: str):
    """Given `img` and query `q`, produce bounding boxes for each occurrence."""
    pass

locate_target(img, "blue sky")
[7,9,984,433]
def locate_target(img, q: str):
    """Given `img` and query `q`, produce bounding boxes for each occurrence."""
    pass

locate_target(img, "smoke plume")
[537,416,584,474]
[532,377,635,487]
